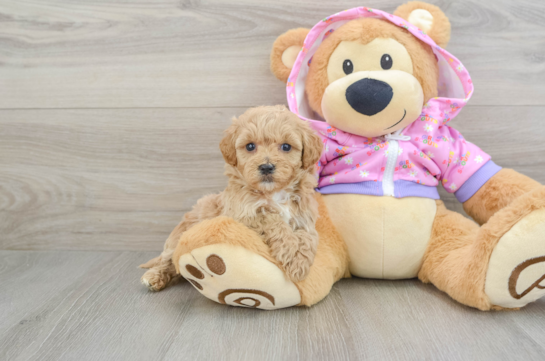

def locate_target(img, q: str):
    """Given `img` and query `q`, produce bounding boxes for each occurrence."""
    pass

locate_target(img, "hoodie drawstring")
[384,128,411,142]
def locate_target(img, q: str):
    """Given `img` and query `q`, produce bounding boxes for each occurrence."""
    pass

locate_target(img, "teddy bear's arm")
[462,169,541,225]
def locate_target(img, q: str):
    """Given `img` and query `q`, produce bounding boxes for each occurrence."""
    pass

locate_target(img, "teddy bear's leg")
[463,169,541,225]
[173,195,350,309]
[420,187,545,310]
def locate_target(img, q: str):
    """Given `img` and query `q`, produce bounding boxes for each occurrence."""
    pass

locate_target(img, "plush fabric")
[393,1,451,48]
[304,18,439,119]
[485,208,545,309]
[420,187,545,310]
[270,28,309,84]
[463,168,542,225]
[323,194,436,279]
[179,243,302,310]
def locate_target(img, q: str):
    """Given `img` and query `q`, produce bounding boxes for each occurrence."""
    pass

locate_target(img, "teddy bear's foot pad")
[178,244,301,310]
[485,208,545,309]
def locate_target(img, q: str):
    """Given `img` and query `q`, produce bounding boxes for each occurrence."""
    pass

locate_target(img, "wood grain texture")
[0,0,544,109]
[0,250,544,361]
[1,106,544,251]
[0,107,238,250]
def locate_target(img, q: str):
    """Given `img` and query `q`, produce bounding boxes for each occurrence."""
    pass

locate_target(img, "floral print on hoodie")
[286,7,501,201]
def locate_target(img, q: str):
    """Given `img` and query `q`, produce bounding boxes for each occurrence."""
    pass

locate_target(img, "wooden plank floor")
[1,251,544,361]
[1,0,545,359]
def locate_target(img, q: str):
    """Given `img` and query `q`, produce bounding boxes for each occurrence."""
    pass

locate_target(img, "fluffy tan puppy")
[141,105,323,290]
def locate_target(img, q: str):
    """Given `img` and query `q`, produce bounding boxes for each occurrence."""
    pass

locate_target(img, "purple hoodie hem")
[454,160,502,203]
[394,180,440,199]
[316,180,440,199]
[317,181,383,196]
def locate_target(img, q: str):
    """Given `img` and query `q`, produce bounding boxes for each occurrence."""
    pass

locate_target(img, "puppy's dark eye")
[381,54,393,70]
[343,59,353,75]
[246,143,256,151]
[281,143,292,152]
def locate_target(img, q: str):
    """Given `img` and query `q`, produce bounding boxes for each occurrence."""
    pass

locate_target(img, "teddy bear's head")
[271,2,452,138]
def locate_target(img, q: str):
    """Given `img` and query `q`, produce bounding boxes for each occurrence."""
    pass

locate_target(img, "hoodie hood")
[286,6,473,133]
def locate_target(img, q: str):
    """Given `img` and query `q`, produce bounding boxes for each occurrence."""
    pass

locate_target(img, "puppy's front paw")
[283,251,313,282]
[270,239,315,282]
[269,231,318,282]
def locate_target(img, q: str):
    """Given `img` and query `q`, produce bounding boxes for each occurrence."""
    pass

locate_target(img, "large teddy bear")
[163,1,545,311]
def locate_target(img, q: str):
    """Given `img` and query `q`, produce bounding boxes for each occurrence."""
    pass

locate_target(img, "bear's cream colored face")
[322,38,424,138]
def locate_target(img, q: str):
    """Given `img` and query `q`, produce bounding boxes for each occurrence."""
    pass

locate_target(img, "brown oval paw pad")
[185,264,204,279]
[206,254,226,275]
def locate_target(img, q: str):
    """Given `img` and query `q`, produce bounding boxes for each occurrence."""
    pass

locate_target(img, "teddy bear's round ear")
[394,1,451,48]
[270,28,310,83]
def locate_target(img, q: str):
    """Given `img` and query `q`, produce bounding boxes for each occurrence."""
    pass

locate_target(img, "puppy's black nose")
[259,163,275,175]
[346,78,393,116]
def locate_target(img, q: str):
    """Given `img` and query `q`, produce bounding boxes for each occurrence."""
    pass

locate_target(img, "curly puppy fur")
[141,105,323,290]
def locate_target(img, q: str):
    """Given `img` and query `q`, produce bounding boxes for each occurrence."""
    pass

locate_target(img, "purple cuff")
[454,160,502,203]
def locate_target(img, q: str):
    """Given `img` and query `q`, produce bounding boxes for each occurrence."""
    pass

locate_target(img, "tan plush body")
[142,2,545,311]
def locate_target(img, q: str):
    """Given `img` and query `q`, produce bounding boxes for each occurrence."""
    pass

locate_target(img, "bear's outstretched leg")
[420,188,545,310]
[172,194,350,309]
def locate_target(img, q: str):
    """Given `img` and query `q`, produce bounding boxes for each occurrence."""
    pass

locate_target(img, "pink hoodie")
[286,7,501,201]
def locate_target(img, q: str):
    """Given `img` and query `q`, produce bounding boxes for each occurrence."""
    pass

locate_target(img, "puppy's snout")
[346,78,393,116]
[258,163,275,175]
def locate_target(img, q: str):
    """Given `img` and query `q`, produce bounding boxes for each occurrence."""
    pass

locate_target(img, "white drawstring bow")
[384,129,411,141]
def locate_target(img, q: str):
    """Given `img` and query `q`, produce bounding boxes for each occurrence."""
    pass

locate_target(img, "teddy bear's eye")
[381,54,393,70]
[342,59,353,75]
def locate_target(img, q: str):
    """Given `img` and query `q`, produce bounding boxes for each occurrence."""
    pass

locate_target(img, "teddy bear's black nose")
[345,78,393,116]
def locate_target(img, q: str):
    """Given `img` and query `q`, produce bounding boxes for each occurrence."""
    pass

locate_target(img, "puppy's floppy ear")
[270,28,310,83]
[300,122,323,171]
[394,1,451,48]
[219,118,239,167]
